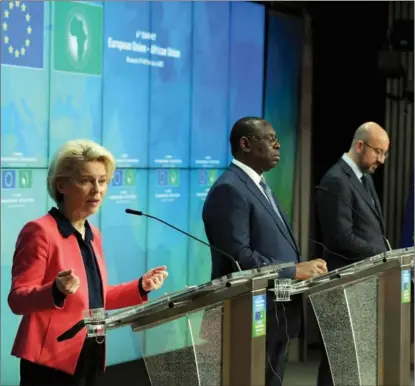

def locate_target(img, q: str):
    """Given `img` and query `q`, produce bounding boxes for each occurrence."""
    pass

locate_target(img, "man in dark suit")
[315,121,390,386]
[203,117,327,386]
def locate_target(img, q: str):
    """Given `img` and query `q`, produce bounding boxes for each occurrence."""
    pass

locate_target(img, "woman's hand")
[142,266,168,292]
[55,269,80,295]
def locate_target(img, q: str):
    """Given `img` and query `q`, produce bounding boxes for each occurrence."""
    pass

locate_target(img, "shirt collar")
[232,159,263,186]
[342,153,363,181]
[49,207,93,241]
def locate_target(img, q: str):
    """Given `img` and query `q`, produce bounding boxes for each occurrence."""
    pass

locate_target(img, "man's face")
[356,134,390,174]
[240,123,280,173]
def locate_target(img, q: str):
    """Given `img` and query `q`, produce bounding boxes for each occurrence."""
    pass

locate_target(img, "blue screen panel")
[102,2,150,168]
[101,169,148,364]
[227,2,265,163]
[190,2,230,169]
[186,169,223,346]
[148,2,192,168]
[1,169,48,386]
[48,1,103,160]
[187,169,224,286]
[1,2,49,168]
[144,169,189,356]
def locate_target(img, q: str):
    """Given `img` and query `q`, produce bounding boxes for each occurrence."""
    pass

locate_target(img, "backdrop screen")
[0,1,266,383]
[264,12,303,221]
[1,3,304,384]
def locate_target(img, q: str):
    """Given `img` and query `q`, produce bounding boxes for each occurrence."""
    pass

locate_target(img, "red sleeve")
[105,280,148,311]
[8,221,65,315]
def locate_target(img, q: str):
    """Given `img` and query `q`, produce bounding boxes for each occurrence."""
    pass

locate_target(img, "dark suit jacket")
[316,158,389,271]
[202,163,302,338]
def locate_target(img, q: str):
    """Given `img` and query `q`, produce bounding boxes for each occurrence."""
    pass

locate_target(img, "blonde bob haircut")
[47,139,116,203]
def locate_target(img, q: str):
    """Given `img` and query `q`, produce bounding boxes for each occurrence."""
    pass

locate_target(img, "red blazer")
[8,213,148,375]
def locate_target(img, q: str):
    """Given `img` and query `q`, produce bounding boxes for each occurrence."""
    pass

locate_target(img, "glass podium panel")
[141,305,223,386]
[309,276,378,386]
[189,306,222,386]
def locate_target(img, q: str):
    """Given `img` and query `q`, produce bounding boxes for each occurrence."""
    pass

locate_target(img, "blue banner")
[102,2,150,168]
[401,179,414,248]
[1,169,48,384]
[1,1,49,168]
[148,2,192,168]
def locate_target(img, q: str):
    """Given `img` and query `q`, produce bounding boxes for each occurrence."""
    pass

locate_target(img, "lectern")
[83,262,294,386]
[272,247,414,386]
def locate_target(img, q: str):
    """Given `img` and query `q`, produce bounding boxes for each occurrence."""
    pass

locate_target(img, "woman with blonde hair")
[8,139,168,386]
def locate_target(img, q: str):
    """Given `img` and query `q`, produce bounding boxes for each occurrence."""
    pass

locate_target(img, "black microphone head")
[125,208,143,216]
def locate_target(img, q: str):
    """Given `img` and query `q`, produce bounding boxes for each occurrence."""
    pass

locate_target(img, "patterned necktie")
[259,178,287,228]
[361,174,375,206]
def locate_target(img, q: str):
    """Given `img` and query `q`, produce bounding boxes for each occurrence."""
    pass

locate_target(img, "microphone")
[315,185,392,251]
[125,208,242,272]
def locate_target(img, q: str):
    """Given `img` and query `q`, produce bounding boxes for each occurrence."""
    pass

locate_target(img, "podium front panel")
[141,305,222,386]
[309,276,378,386]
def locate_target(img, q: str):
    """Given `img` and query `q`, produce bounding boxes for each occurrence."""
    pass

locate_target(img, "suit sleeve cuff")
[278,265,297,279]
[138,277,150,298]
[52,280,66,308]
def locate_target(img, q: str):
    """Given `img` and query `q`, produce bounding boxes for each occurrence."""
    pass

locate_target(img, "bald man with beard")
[315,122,391,385]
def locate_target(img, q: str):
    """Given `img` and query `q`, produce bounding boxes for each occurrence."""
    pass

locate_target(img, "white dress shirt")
[342,153,363,181]
[232,159,268,200]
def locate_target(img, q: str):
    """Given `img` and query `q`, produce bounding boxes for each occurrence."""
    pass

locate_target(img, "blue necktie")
[259,178,287,229]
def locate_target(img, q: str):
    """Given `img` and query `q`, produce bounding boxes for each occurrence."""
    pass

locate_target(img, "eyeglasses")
[246,135,280,146]
[363,142,389,159]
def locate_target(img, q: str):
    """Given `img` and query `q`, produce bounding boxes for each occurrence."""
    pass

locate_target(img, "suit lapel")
[274,195,301,253]
[339,160,384,226]
[230,164,299,253]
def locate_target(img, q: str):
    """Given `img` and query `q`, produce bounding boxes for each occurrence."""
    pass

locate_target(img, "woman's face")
[57,161,109,218]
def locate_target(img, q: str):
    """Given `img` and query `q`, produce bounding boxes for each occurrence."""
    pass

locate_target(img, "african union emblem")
[1,1,44,68]
[53,2,102,75]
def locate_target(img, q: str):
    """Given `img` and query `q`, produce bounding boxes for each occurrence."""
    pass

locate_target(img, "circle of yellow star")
[3,2,33,62]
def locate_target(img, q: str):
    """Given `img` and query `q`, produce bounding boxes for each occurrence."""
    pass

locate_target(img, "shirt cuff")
[138,277,150,298]
[52,280,66,307]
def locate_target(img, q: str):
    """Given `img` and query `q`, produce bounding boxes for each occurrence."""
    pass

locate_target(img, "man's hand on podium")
[295,259,327,280]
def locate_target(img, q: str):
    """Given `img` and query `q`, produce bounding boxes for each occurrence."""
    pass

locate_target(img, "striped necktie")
[259,178,287,229]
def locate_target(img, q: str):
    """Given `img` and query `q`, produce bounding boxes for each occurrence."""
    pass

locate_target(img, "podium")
[272,247,414,386]
[84,262,294,386]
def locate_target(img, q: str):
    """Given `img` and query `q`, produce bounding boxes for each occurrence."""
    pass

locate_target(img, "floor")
[284,360,319,385]
[283,360,414,386]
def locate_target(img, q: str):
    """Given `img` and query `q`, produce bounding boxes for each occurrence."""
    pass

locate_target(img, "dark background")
[99,2,392,384]
[310,1,388,205]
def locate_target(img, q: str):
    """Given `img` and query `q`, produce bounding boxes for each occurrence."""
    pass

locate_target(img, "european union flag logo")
[1,170,16,189]
[199,170,208,186]
[157,170,168,186]
[112,169,123,187]
[1,1,44,68]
